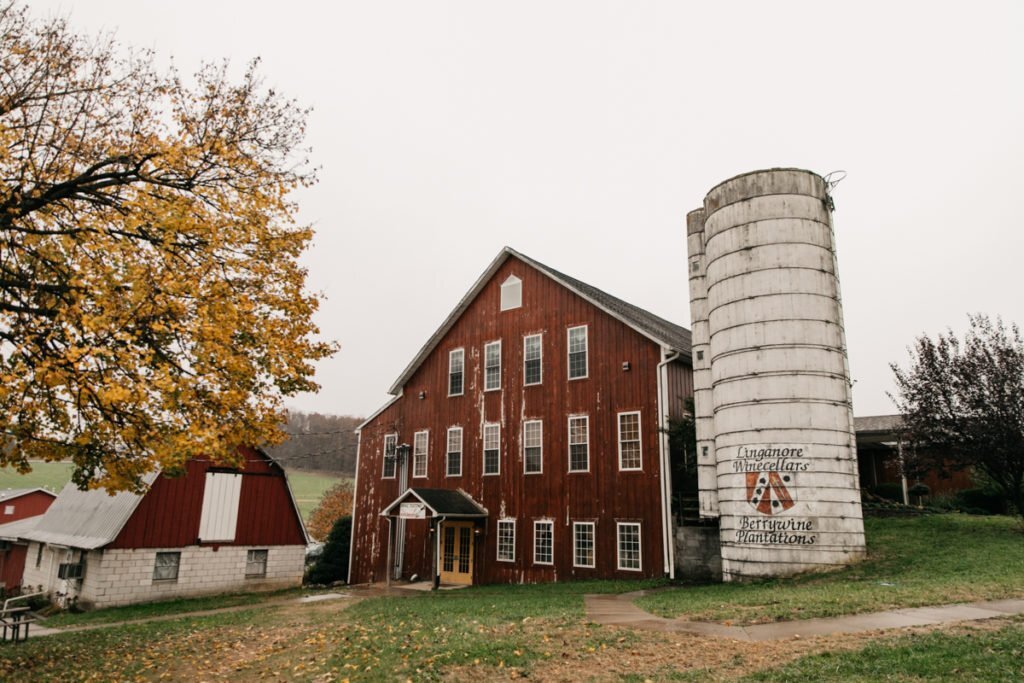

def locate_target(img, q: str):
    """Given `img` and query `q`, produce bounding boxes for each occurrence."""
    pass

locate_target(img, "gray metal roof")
[854,414,904,435]
[388,246,692,394]
[0,515,43,541]
[21,473,157,550]
[381,488,488,518]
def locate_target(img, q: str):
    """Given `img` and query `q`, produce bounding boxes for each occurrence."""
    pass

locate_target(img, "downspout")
[657,349,680,578]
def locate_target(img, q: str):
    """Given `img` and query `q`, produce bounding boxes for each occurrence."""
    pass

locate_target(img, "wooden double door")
[439,521,474,585]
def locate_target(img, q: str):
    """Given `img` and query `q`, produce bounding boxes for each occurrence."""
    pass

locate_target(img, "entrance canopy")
[380,488,488,520]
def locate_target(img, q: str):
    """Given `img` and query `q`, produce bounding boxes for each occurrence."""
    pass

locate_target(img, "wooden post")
[385,517,394,588]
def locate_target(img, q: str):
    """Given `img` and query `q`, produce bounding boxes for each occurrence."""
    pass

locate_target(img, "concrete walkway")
[584,591,1024,641]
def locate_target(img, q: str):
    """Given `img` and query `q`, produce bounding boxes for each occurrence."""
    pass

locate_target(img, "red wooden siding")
[351,256,694,585]
[665,359,694,420]
[0,491,56,522]
[110,447,306,549]
[0,543,28,590]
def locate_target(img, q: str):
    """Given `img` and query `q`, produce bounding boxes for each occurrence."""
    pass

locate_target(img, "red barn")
[350,248,693,586]
[0,488,57,592]
[14,447,307,608]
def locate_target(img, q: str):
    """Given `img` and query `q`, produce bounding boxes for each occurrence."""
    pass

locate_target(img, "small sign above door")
[399,502,427,519]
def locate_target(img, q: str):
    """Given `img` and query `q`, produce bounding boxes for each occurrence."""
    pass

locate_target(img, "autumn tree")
[890,314,1024,516]
[0,3,333,490]
[306,480,355,541]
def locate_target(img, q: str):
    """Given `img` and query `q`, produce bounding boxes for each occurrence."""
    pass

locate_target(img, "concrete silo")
[688,168,866,580]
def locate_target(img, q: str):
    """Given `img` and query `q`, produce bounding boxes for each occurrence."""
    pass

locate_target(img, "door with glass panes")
[439,521,474,585]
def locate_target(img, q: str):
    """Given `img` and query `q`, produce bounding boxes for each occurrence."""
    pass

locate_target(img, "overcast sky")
[31,1,1024,419]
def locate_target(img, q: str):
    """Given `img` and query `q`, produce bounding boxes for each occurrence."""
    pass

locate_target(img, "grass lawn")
[0,461,73,492]
[748,617,1024,682]
[637,514,1024,624]
[2,515,1023,681]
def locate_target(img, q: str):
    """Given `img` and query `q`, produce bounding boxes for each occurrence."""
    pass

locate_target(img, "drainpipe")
[657,349,680,579]
[433,516,447,590]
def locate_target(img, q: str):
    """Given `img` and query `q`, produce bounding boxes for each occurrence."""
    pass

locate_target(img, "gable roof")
[0,487,58,503]
[388,246,692,394]
[20,448,308,550]
[22,472,158,550]
[380,487,488,518]
[0,514,45,542]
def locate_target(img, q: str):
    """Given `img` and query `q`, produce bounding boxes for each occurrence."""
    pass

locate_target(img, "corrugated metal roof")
[388,246,692,394]
[0,514,43,541]
[21,472,157,550]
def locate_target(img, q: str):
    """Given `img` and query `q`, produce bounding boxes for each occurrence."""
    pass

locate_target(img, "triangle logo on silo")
[746,471,796,516]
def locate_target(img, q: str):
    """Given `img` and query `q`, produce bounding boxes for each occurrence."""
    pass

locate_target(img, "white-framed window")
[446,426,463,477]
[568,415,589,472]
[413,430,429,478]
[448,348,465,397]
[497,519,516,562]
[500,275,522,311]
[523,420,543,474]
[153,551,181,581]
[533,520,554,565]
[382,433,398,479]
[246,549,269,578]
[573,522,595,568]
[484,340,502,391]
[617,522,642,571]
[483,422,501,476]
[567,325,588,380]
[523,333,542,386]
[618,412,642,471]
[3,505,13,515]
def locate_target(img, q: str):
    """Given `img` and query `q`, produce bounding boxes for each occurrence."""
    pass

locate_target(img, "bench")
[1,592,45,643]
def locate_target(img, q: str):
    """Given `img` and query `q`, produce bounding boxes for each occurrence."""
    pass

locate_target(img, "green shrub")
[956,487,1006,515]
[305,515,351,585]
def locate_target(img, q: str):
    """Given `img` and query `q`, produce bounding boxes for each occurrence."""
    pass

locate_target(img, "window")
[523,420,543,474]
[618,412,642,470]
[382,433,398,479]
[446,427,463,477]
[483,423,500,476]
[35,543,43,568]
[413,431,428,478]
[573,522,595,568]
[500,275,522,311]
[153,551,181,581]
[568,325,588,379]
[246,549,269,578]
[568,415,589,472]
[534,520,553,565]
[198,471,242,542]
[523,334,542,385]
[497,519,516,562]
[3,505,13,515]
[449,348,465,396]
[484,340,501,391]
[617,523,642,571]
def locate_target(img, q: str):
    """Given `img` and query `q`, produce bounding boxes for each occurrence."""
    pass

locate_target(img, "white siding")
[198,473,242,542]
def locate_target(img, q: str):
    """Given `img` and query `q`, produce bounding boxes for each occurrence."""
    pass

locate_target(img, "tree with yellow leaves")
[0,2,334,490]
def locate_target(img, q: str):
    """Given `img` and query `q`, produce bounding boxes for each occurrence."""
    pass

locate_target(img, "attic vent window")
[500,275,522,311]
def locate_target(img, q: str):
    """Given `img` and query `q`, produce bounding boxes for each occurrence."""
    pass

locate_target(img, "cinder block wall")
[22,543,305,608]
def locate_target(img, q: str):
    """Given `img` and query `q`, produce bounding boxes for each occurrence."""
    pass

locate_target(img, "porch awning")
[380,488,488,519]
